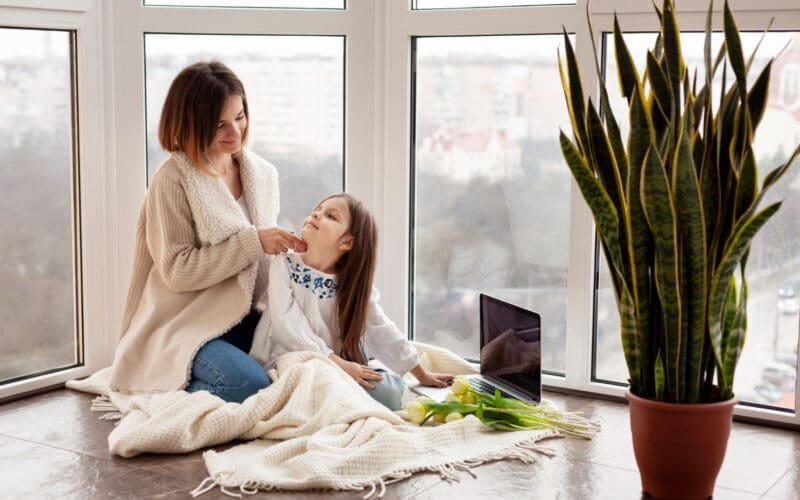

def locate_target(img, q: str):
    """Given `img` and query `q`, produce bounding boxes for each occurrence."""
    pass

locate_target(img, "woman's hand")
[329,354,383,389]
[410,364,454,388]
[257,227,307,254]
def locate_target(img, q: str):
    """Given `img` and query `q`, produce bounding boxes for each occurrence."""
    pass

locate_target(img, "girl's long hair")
[328,193,377,365]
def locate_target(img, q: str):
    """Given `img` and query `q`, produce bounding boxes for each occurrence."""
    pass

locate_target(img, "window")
[596,31,800,411]
[143,0,344,9]
[413,0,574,9]
[411,35,572,373]
[0,27,80,384]
[144,34,345,230]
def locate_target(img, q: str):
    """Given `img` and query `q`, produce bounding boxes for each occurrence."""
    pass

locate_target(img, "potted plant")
[558,0,800,497]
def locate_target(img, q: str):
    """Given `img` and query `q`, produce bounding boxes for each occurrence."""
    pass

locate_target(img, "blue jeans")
[364,368,407,411]
[186,311,270,403]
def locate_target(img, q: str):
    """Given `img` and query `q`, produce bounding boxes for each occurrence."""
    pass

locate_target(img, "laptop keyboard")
[470,378,514,399]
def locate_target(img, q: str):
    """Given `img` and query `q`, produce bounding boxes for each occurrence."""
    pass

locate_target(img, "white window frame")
[0,0,110,399]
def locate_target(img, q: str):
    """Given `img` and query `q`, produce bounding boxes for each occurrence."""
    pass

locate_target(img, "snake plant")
[558,0,800,403]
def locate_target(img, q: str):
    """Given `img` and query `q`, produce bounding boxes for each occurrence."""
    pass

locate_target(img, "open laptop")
[412,293,541,404]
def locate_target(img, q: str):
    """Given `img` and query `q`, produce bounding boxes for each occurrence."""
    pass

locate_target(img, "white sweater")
[250,254,420,375]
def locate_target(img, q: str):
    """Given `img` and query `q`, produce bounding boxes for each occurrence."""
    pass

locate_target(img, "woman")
[109,61,305,403]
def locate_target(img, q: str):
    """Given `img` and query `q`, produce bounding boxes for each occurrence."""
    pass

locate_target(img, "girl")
[250,193,453,410]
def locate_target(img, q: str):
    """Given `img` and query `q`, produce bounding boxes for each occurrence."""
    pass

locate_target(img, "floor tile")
[715,430,796,494]
[418,457,644,499]
[0,434,131,498]
[762,465,800,499]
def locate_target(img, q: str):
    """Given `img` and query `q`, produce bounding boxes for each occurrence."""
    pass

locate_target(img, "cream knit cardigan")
[109,150,278,393]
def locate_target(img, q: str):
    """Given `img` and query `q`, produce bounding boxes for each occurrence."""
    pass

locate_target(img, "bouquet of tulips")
[406,376,598,439]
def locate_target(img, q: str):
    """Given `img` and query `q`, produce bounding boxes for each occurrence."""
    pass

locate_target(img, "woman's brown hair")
[158,61,249,175]
[326,193,378,365]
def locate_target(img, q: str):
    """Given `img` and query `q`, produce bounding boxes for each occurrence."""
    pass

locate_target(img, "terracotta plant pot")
[626,390,737,499]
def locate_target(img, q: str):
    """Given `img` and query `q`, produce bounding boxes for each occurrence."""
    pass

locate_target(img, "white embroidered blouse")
[250,254,420,375]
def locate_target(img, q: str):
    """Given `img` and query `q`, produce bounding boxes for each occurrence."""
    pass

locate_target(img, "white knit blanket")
[67,344,561,497]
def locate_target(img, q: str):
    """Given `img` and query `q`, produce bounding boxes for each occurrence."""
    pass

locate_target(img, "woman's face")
[208,94,247,161]
[301,197,353,252]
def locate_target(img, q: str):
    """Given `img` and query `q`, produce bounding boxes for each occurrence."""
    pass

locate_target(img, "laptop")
[412,293,541,404]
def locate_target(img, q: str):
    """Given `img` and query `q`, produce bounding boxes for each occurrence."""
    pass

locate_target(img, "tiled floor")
[0,388,798,499]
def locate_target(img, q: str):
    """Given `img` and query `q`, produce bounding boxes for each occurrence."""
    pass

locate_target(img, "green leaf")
[654,349,665,401]
[661,0,685,98]
[620,286,644,395]
[646,51,671,123]
[704,0,714,91]
[708,202,782,376]
[640,145,682,401]
[560,131,627,283]
[627,86,655,396]
[721,272,748,400]
[672,114,707,403]
[747,60,772,131]
[558,30,589,154]
[734,147,757,223]
[629,83,654,181]
[585,12,629,191]
[724,0,748,96]
[587,101,626,212]
[613,15,640,102]
[761,144,800,195]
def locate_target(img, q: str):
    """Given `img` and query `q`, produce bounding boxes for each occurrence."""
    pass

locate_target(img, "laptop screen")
[479,294,541,399]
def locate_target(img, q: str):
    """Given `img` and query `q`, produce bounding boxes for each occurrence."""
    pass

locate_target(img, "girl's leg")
[186,337,269,403]
[364,369,407,411]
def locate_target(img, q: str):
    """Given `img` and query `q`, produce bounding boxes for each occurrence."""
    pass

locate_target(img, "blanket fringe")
[190,477,219,498]
[191,434,558,498]
[90,395,123,421]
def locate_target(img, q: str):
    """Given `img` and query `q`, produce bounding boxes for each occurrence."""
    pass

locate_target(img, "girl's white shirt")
[250,254,420,375]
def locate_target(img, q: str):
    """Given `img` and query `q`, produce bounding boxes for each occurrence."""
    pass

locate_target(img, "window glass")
[144,0,344,9]
[414,0,573,9]
[145,34,344,232]
[412,35,572,373]
[0,28,79,383]
[597,32,800,411]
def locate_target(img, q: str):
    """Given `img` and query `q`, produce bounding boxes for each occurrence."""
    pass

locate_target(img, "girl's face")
[301,197,353,252]
[208,94,247,161]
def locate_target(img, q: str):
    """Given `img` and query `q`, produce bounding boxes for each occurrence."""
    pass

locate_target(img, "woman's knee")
[189,338,270,403]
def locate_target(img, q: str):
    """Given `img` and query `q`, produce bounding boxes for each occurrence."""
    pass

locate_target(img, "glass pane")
[597,32,800,411]
[413,35,572,373]
[145,35,344,232]
[0,28,78,383]
[144,0,344,8]
[414,0,573,9]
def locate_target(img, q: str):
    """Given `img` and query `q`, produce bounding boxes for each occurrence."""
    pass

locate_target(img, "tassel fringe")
[90,395,124,421]
[190,434,557,498]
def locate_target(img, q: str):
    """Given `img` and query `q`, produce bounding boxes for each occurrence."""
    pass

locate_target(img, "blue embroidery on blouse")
[287,256,337,299]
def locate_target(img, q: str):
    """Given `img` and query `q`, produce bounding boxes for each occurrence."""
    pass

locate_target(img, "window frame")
[0,0,108,400]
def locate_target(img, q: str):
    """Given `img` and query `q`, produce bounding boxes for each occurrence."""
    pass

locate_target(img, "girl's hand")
[257,227,307,254]
[329,354,383,389]
[410,364,454,388]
